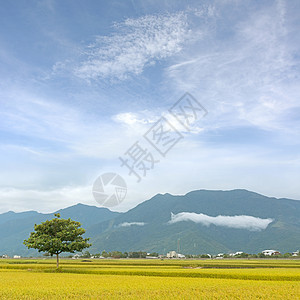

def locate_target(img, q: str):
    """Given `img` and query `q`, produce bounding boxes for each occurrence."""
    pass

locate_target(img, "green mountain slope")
[88,190,300,254]
[0,204,119,256]
[0,190,299,256]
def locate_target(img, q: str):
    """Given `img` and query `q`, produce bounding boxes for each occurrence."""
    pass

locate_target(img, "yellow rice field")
[0,259,299,299]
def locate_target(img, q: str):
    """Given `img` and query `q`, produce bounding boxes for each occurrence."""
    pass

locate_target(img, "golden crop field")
[0,259,299,299]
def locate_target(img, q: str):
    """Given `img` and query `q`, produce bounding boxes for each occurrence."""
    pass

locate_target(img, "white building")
[13,255,21,259]
[229,252,244,257]
[167,251,177,258]
[262,250,280,256]
[166,251,185,259]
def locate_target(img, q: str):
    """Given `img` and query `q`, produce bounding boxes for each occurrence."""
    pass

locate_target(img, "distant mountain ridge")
[0,189,299,256]
[0,210,40,225]
[0,204,119,256]
[88,189,300,254]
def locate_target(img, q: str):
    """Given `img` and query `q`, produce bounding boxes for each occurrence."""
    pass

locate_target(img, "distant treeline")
[62,251,299,259]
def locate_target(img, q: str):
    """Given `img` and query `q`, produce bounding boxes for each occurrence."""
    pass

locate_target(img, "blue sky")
[0,0,299,213]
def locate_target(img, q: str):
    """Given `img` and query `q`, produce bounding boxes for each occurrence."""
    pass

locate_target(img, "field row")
[0,259,299,281]
[1,258,300,268]
[0,271,299,300]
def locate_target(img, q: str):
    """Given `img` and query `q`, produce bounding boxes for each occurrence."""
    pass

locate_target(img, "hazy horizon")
[1,188,299,214]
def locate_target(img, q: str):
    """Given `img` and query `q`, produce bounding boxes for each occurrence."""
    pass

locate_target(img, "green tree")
[110,251,123,258]
[81,250,91,258]
[24,213,91,268]
[129,251,147,258]
[101,250,109,258]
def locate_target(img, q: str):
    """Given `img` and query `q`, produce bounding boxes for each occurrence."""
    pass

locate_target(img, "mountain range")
[0,189,299,256]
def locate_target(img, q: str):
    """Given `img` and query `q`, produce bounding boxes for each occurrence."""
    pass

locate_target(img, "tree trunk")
[56,253,59,268]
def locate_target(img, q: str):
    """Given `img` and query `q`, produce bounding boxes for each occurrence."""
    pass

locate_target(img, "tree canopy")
[24,213,91,267]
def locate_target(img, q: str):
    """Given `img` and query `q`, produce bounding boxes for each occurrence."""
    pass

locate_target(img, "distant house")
[262,250,281,256]
[72,254,81,259]
[166,251,185,259]
[167,251,177,258]
[13,255,21,259]
[146,253,159,259]
[292,250,299,257]
[1,254,9,259]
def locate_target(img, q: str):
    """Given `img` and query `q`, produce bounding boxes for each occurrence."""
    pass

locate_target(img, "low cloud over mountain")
[118,222,146,227]
[1,189,299,255]
[168,212,273,231]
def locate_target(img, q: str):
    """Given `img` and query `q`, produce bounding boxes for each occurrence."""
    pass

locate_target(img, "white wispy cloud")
[112,111,158,126]
[0,88,141,159]
[118,222,146,227]
[0,186,93,213]
[168,212,273,231]
[167,0,300,134]
[1,1,300,214]
[74,12,189,80]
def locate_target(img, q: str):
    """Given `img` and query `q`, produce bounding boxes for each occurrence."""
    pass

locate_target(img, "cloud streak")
[0,186,93,213]
[169,212,273,231]
[0,89,142,159]
[167,0,300,135]
[118,222,146,227]
[74,12,188,80]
